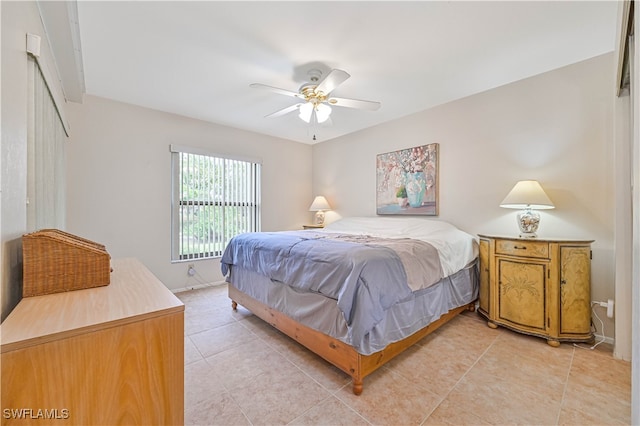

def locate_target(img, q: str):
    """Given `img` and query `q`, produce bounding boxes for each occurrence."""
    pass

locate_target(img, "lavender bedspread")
[220,231,444,344]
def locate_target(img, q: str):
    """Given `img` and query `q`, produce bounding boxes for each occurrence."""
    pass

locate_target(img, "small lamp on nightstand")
[309,195,331,226]
[500,180,555,238]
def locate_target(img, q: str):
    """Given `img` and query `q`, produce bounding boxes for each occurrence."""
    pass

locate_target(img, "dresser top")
[477,234,594,244]
[1,258,184,352]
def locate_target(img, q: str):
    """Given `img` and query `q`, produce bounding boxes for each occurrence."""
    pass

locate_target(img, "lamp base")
[314,211,325,226]
[519,231,538,238]
[517,208,540,238]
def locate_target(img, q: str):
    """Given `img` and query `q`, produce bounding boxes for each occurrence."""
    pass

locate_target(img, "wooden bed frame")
[229,284,475,395]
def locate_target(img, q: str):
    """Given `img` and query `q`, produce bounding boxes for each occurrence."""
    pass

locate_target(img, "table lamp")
[500,180,555,238]
[309,196,331,226]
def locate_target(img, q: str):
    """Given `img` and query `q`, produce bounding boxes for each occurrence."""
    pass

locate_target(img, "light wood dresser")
[477,235,594,347]
[1,258,184,425]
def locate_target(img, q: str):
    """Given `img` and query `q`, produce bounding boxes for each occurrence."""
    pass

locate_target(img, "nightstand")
[478,235,594,347]
[303,224,324,229]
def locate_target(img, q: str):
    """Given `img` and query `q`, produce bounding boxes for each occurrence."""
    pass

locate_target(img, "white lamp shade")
[500,180,555,210]
[309,195,331,211]
[315,103,332,123]
[299,102,313,123]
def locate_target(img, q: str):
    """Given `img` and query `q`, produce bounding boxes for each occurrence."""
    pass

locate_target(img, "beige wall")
[65,95,312,292]
[0,1,67,320]
[0,1,622,348]
[313,53,616,341]
[1,1,633,415]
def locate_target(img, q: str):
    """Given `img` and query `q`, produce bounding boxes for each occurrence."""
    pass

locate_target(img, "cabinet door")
[497,258,547,332]
[478,238,490,314]
[559,246,591,335]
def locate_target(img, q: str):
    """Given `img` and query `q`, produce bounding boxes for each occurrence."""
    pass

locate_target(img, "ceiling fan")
[250,68,381,124]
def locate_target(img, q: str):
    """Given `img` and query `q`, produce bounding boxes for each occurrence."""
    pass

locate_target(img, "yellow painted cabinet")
[478,238,490,315]
[497,257,548,333]
[559,245,592,335]
[477,235,593,347]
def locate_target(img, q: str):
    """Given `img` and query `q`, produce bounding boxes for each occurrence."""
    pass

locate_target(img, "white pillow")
[323,216,478,276]
[323,216,456,237]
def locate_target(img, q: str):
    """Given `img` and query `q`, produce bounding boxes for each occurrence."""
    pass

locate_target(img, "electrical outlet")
[606,299,614,318]
[187,264,196,277]
[592,299,615,318]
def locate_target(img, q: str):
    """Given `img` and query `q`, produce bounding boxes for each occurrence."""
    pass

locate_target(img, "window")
[170,145,261,261]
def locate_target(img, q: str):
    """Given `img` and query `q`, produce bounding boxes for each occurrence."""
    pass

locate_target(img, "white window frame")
[170,144,261,261]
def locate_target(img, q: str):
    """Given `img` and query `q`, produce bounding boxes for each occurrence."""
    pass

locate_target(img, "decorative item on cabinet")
[499,180,555,238]
[308,196,332,225]
[22,229,112,297]
[477,235,594,347]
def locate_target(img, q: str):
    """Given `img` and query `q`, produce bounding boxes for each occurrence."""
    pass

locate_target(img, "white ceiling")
[72,1,618,144]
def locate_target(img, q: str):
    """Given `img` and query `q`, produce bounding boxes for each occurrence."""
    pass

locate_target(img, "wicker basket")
[22,229,111,297]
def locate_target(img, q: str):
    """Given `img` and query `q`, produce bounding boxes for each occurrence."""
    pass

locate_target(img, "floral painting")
[376,143,439,215]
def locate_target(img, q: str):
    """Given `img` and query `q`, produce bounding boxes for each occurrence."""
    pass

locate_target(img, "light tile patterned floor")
[176,285,631,426]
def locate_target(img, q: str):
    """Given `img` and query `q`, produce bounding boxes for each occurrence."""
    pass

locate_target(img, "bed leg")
[352,379,363,396]
[467,303,476,312]
[231,300,238,311]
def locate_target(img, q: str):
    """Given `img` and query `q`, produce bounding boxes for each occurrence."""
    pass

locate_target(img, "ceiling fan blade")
[264,103,302,118]
[328,97,381,111]
[250,83,304,99]
[315,69,350,95]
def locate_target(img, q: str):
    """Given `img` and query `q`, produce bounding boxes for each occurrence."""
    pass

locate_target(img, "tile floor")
[177,284,631,426]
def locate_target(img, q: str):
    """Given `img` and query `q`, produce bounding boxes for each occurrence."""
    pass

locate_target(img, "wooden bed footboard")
[228,284,475,395]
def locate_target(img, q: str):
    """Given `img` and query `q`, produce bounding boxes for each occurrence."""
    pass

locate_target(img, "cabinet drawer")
[495,239,549,259]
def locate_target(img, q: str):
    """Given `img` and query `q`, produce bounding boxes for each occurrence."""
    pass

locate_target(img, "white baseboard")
[172,281,227,294]
[594,333,615,345]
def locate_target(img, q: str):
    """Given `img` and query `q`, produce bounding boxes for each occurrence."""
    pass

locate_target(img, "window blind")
[27,56,67,231]
[171,146,261,261]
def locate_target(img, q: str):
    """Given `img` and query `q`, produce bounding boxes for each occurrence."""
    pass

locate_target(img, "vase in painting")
[405,172,426,208]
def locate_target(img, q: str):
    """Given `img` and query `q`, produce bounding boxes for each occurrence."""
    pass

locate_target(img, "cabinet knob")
[513,245,527,250]
[561,279,567,286]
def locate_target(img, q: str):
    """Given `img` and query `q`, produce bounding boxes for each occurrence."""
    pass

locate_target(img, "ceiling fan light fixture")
[298,102,313,123]
[316,103,332,123]
[251,67,381,126]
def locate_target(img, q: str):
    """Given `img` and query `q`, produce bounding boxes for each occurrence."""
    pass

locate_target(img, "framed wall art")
[376,143,439,215]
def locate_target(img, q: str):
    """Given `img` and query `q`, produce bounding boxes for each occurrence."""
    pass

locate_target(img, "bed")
[221,217,479,395]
